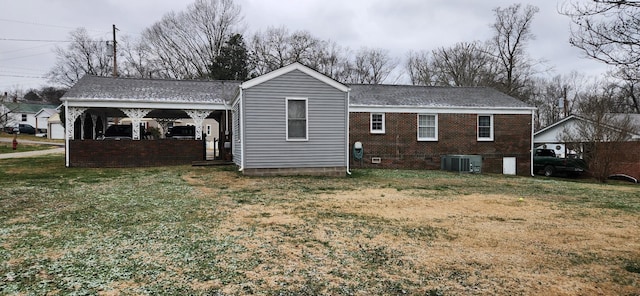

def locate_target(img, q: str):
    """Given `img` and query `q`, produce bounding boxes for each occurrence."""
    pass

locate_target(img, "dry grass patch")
[1,162,639,295]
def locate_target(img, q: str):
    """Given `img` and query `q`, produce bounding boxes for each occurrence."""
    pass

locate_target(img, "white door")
[503,157,516,175]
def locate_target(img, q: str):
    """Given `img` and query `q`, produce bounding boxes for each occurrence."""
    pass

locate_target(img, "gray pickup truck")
[533,148,588,177]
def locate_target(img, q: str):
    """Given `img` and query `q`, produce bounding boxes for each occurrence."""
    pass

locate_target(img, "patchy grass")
[1,155,639,295]
[0,142,54,154]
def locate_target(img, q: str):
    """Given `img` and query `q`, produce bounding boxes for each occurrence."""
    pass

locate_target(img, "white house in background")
[47,113,65,139]
[1,102,59,132]
[534,114,640,145]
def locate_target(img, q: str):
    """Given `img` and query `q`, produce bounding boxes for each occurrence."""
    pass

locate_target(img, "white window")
[206,125,212,136]
[417,114,438,141]
[21,114,27,122]
[286,98,308,141]
[477,115,494,141]
[370,113,385,134]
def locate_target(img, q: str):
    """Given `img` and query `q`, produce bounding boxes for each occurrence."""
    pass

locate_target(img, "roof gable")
[241,62,349,92]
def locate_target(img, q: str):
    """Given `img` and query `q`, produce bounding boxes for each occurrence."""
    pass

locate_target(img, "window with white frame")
[417,114,438,141]
[286,98,308,140]
[477,115,494,141]
[370,113,385,134]
[21,114,27,122]
[206,125,211,136]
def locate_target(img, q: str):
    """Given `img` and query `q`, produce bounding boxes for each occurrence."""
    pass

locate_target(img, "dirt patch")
[211,184,640,294]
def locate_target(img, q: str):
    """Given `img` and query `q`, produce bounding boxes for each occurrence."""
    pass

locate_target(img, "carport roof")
[62,75,241,104]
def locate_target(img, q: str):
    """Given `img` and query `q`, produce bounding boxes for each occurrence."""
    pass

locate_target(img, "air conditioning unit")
[441,155,482,173]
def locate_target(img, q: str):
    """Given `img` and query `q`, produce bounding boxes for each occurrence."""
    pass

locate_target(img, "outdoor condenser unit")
[441,155,482,173]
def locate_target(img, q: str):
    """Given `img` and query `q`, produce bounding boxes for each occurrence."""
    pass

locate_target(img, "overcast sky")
[0,0,612,91]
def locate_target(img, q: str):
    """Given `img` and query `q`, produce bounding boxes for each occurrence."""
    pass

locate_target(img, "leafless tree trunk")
[490,4,540,99]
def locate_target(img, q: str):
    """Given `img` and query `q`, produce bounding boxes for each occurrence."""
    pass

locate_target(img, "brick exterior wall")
[349,112,533,176]
[600,142,640,180]
[69,140,205,167]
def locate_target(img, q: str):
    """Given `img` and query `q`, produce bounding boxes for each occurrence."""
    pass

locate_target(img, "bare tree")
[406,50,436,86]
[347,47,398,84]
[141,0,243,79]
[431,41,496,87]
[119,35,156,78]
[47,28,112,87]
[248,27,354,82]
[561,1,640,74]
[490,4,540,100]
[561,82,638,182]
[561,1,640,113]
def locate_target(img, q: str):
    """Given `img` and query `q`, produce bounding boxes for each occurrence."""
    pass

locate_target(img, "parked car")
[533,148,588,177]
[98,125,133,140]
[165,125,196,139]
[9,124,36,134]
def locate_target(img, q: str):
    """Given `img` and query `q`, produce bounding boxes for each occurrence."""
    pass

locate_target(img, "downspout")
[238,86,244,172]
[64,101,69,167]
[530,108,535,177]
[346,89,352,175]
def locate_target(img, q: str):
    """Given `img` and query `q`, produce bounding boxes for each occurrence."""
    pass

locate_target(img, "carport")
[61,75,240,167]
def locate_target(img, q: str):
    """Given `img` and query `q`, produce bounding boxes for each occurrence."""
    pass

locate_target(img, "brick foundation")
[69,139,205,167]
[349,112,533,176]
[242,166,347,177]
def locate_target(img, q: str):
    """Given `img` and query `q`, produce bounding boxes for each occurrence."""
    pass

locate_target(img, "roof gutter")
[346,89,352,176]
[530,108,535,177]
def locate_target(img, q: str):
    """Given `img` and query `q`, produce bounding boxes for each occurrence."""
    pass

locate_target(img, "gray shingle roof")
[62,75,241,104]
[348,84,533,109]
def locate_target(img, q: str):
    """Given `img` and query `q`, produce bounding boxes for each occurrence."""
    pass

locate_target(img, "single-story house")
[534,114,640,180]
[1,102,58,132]
[349,84,536,175]
[61,63,536,176]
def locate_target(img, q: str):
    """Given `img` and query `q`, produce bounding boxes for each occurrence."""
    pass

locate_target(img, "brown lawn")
[180,169,640,295]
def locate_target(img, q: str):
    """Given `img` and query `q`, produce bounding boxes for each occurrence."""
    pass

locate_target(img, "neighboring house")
[60,63,535,176]
[232,63,350,176]
[534,114,640,180]
[1,102,58,132]
[534,114,640,146]
[35,108,60,136]
[349,84,536,176]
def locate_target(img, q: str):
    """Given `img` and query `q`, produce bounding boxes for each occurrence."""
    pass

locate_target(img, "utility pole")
[112,24,118,77]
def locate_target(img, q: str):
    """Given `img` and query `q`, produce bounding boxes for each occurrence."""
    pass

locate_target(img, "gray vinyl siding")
[242,69,347,169]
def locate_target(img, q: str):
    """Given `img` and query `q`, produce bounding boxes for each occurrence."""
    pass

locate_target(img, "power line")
[0,18,108,33]
[0,38,73,43]
[0,74,46,79]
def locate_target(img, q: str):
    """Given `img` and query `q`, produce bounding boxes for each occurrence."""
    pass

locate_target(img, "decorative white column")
[186,110,212,140]
[90,114,98,139]
[121,108,151,140]
[66,107,87,140]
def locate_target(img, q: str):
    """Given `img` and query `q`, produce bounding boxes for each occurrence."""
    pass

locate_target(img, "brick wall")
[349,112,533,175]
[599,141,640,180]
[69,139,205,167]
